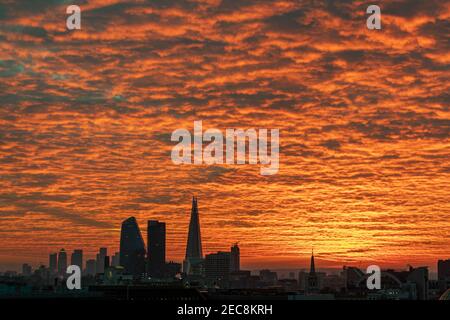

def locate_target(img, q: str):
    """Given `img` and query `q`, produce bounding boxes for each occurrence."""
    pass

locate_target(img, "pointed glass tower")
[183,197,204,275]
[185,196,203,259]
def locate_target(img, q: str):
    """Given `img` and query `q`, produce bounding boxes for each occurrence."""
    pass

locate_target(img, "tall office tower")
[183,197,203,275]
[147,220,166,277]
[96,247,108,274]
[205,252,231,288]
[438,259,450,281]
[85,259,96,276]
[230,243,240,272]
[111,252,120,267]
[22,263,32,276]
[70,249,83,270]
[57,248,67,275]
[104,256,110,270]
[119,217,146,278]
[49,253,57,274]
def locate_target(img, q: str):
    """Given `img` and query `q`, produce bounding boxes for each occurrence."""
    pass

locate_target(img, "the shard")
[183,197,204,275]
[185,196,203,259]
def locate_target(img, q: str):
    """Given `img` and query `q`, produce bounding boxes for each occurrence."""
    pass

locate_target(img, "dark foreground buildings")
[3,197,449,301]
[119,217,146,278]
[147,220,166,277]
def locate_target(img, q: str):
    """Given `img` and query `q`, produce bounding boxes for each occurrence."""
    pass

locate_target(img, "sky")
[0,0,449,272]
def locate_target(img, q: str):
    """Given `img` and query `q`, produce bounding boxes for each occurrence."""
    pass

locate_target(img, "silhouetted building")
[230,270,252,289]
[260,269,278,286]
[306,251,319,293]
[322,273,345,292]
[22,263,32,276]
[104,255,110,270]
[343,266,364,290]
[183,197,204,275]
[85,259,96,276]
[205,251,230,288]
[437,259,450,292]
[101,266,133,285]
[230,243,240,272]
[278,278,298,291]
[96,248,107,274]
[57,249,67,275]
[71,249,83,270]
[49,253,57,274]
[364,266,429,300]
[111,252,120,267]
[147,220,166,277]
[119,217,146,278]
[438,259,450,281]
[406,266,429,300]
[165,261,182,278]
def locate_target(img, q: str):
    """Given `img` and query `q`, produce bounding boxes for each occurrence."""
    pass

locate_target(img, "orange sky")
[0,0,449,272]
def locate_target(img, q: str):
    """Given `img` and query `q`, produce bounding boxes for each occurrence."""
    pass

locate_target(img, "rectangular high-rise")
[147,220,166,277]
[230,243,240,272]
[57,249,67,275]
[49,253,57,274]
[71,249,83,270]
[111,252,120,267]
[96,247,107,274]
[438,259,450,281]
[85,259,96,276]
[205,251,231,288]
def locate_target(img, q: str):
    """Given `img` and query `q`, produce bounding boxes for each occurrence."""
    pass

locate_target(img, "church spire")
[310,249,316,274]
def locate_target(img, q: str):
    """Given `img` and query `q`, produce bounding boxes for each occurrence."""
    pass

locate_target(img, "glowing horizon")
[0,0,449,273]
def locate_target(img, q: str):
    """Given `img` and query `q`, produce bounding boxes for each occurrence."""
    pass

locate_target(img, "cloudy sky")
[0,0,449,271]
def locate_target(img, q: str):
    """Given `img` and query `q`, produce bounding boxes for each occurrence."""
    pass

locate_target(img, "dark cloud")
[321,139,341,150]
[265,9,311,33]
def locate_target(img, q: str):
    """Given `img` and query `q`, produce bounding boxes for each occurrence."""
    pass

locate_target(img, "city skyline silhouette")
[1,0,449,277]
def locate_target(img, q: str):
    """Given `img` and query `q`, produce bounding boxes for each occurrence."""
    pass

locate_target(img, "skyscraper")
[96,247,108,274]
[438,259,450,281]
[183,197,203,275]
[111,252,120,267]
[230,243,240,272]
[119,216,146,278]
[85,259,96,276]
[71,249,83,270]
[147,220,166,277]
[186,197,203,259]
[49,253,57,274]
[57,248,67,275]
[205,251,231,288]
